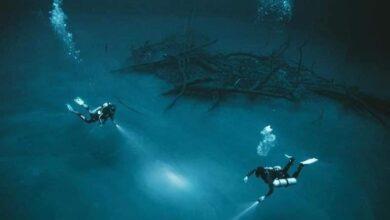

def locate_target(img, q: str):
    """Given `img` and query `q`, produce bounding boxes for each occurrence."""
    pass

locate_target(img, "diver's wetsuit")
[75,105,98,123]
[246,157,304,198]
[69,101,116,125]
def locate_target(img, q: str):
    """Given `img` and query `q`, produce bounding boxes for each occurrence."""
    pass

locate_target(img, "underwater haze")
[1,0,389,219]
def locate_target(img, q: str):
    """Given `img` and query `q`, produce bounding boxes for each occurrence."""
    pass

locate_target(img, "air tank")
[273,178,297,187]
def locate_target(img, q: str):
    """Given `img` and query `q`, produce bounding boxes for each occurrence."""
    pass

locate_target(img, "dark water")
[1,0,389,219]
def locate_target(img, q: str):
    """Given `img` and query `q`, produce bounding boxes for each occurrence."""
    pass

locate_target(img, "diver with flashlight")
[66,97,117,126]
[244,154,318,202]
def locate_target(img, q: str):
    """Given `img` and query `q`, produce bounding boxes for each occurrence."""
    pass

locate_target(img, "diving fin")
[300,158,318,165]
[284,154,293,159]
[74,97,85,106]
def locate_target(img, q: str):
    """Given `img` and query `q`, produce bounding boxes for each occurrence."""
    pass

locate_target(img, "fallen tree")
[112,30,390,126]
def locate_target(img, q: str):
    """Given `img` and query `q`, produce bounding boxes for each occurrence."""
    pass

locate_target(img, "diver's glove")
[243,176,249,183]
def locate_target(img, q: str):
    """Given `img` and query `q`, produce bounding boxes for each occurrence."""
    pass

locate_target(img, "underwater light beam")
[233,201,260,220]
[115,124,135,143]
[49,0,81,62]
[164,168,188,189]
[142,161,192,200]
[115,124,145,150]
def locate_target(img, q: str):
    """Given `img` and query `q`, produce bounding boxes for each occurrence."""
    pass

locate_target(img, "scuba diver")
[66,97,116,126]
[244,154,318,202]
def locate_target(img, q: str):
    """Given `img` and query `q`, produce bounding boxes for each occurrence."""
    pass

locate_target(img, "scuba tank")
[272,178,297,187]
[100,103,116,119]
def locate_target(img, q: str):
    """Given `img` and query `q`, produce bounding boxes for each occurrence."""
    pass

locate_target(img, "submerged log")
[114,32,390,126]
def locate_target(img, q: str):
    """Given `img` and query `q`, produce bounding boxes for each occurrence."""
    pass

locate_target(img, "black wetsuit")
[76,104,115,124]
[247,158,304,197]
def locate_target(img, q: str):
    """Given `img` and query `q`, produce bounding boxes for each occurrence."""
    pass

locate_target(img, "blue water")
[1,1,389,219]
